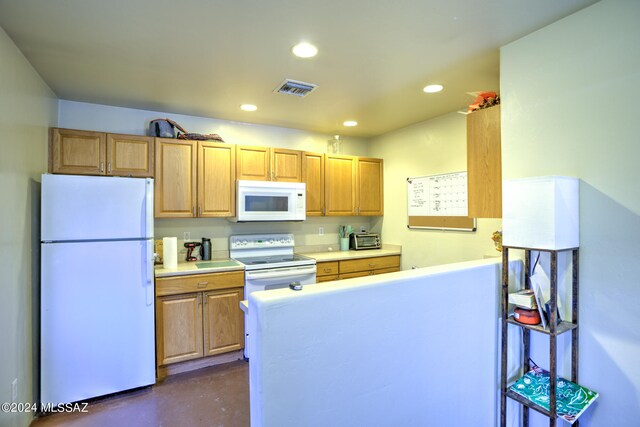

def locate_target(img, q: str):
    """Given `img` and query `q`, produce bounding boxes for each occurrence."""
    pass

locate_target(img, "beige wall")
[57,101,374,253]
[0,27,58,427]
[501,0,640,425]
[368,112,501,270]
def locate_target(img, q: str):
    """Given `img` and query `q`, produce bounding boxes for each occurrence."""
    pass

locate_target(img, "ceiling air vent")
[273,79,318,97]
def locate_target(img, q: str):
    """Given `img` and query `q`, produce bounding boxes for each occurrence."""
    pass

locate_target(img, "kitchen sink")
[195,260,241,269]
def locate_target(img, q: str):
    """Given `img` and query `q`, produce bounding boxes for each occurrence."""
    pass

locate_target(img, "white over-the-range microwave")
[229,180,306,222]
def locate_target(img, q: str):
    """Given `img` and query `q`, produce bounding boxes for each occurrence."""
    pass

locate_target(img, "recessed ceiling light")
[292,42,318,58]
[240,104,257,112]
[343,120,358,127]
[423,84,444,93]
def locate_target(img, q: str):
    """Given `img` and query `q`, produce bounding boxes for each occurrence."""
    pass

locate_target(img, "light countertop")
[155,259,244,278]
[300,247,401,262]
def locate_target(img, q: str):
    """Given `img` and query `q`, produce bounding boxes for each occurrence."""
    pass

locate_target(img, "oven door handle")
[245,266,317,280]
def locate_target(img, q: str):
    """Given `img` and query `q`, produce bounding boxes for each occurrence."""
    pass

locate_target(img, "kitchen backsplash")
[155,216,378,260]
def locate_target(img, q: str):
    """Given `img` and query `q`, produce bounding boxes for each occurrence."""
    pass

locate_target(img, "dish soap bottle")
[200,238,212,261]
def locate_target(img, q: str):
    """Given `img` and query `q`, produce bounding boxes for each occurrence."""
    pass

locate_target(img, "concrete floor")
[30,361,249,427]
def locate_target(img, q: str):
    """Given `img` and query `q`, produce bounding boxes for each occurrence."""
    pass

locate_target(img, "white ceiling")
[0,0,598,137]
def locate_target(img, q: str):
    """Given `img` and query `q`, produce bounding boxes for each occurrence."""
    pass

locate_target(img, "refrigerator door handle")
[146,286,153,306]
[145,239,154,306]
[145,179,154,238]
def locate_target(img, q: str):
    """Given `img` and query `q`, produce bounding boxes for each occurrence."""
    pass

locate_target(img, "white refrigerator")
[40,174,156,405]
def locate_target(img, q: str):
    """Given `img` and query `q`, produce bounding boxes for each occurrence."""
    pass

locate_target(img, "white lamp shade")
[502,176,579,250]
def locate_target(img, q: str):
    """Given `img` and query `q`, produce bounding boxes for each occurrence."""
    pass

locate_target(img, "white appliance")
[230,233,316,357]
[40,174,155,405]
[231,180,306,222]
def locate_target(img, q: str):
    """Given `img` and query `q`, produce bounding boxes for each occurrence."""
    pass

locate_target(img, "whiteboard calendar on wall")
[407,172,468,217]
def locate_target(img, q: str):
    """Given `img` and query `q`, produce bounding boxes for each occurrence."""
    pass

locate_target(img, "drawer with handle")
[156,271,244,296]
[316,261,339,277]
[339,255,400,274]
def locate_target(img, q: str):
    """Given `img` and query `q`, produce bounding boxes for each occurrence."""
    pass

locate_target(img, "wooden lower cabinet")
[316,255,400,283]
[155,271,244,373]
[203,288,244,356]
[156,293,203,366]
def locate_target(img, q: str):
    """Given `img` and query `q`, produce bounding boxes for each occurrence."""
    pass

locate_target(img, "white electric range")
[230,233,317,357]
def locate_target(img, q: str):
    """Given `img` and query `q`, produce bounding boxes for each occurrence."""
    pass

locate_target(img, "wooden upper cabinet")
[271,148,302,182]
[325,154,357,216]
[50,129,155,178]
[236,145,270,181]
[356,157,384,216]
[302,152,324,216]
[236,145,302,182]
[106,134,154,177]
[467,105,502,218]
[155,138,198,218]
[156,293,204,366]
[203,288,245,357]
[198,141,236,217]
[49,128,106,175]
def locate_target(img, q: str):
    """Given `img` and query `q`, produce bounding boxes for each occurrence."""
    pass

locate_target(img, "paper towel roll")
[163,237,178,269]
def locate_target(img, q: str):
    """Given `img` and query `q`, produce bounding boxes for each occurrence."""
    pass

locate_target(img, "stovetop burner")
[233,254,313,267]
[229,233,316,271]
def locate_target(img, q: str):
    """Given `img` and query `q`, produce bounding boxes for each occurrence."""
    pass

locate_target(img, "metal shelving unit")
[500,246,579,427]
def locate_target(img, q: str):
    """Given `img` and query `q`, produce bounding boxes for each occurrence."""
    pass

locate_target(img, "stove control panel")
[230,233,295,250]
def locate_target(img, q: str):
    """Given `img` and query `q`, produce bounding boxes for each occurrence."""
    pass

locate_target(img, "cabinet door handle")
[198,206,202,216]
[204,294,208,305]
[193,206,196,216]
[197,281,208,288]
[324,268,331,273]
[197,294,201,305]
[100,162,104,173]
[107,162,111,174]
[369,263,376,268]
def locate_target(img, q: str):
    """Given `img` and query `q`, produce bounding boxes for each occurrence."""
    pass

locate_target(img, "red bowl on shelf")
[514,307,541,325]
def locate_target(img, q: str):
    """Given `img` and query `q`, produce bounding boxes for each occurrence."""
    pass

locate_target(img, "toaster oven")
[349,233,381,250]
